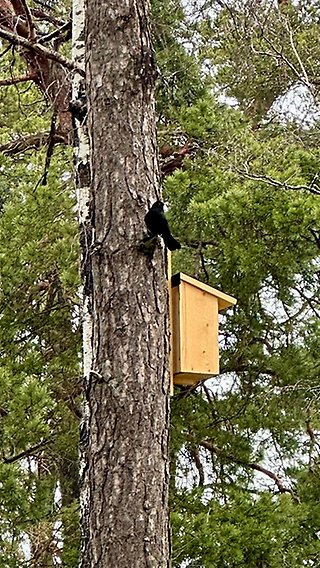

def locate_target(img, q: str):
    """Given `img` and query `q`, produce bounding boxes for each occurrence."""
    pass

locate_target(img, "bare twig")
[236,168,320,196]
[252,14,319,101]
[199,247,210,283]
[286,21,313,93]
[185,239,220,248]
[200,440,299,500]
[307,227,320,249]
[252,13,306,85]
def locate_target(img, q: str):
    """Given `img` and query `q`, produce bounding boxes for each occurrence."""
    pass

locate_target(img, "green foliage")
[172,491,320,567]
[197,1,320,121]
[0,79,80,564]
[158,4,320,565]
[151,0,206,121]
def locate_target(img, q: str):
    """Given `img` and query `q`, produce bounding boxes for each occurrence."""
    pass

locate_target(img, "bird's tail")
[163,233,181,251]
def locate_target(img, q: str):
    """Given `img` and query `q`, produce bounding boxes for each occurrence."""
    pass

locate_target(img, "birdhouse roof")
[171,272,237,311]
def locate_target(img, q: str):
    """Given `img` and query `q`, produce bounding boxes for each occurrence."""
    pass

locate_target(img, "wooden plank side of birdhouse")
[180,280,219,375]
[171,282,181,375]
[172,272,237,311]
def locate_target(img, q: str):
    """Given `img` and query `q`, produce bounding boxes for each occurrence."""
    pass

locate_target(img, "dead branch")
[307,227,320,249]
[200,439,299,500]
[0,72,35,86]
[0,1,73,139]
[41,110,57,185]
[0,132,67,155]
[38,20,71,44]
[0,25,84,75]
[190,446,205,486]
[306,421,316,443]
[160,142,199,178]
[20,0,36,40]
[31,8,66,28]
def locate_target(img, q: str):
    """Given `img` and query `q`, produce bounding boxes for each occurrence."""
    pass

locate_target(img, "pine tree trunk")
[78,1,171,566]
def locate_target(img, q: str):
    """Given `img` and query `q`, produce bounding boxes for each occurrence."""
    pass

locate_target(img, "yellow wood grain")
[180,282,219,375]
[171,272,237,386]
[177,273,236,311]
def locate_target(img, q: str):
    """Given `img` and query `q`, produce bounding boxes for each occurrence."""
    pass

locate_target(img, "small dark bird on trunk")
[145,201,181,251]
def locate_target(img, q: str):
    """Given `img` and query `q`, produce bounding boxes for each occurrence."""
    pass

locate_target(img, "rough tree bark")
[77,1,171,567]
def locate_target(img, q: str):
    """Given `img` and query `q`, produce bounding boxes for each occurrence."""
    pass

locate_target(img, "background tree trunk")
[79,1,171,566]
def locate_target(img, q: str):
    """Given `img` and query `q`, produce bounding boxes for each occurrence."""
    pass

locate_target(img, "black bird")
[145,201,181,251]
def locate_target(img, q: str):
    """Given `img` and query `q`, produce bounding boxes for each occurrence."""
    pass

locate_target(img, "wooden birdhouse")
[170,272,236,387]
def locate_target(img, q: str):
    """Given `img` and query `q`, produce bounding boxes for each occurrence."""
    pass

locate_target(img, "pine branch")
[200,439,299,500]
[0,25,84,76]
